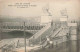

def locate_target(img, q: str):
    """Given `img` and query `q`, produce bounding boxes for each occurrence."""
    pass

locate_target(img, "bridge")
[0,22,45,34]
[0,21,78,52]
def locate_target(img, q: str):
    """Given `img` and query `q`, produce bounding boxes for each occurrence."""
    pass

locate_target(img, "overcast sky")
[0,0,80,21]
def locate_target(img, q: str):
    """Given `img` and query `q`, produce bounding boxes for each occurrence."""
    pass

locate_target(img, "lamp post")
[23,22,26,52]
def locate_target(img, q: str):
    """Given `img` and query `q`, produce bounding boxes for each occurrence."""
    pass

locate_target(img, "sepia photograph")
[0,0,80,52]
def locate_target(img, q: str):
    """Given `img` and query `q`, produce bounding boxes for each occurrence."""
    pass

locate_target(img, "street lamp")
[23,22,26,52]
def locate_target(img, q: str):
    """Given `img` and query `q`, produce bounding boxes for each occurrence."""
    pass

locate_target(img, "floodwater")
[0,30,33,40]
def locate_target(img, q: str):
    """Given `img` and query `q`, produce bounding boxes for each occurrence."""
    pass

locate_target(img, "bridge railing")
[29,23,51,39]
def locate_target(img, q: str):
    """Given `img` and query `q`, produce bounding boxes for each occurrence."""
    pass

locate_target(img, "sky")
[0,0,80,21]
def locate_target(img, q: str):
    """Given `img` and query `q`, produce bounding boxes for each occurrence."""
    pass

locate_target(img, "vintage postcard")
[0,0,80,52]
